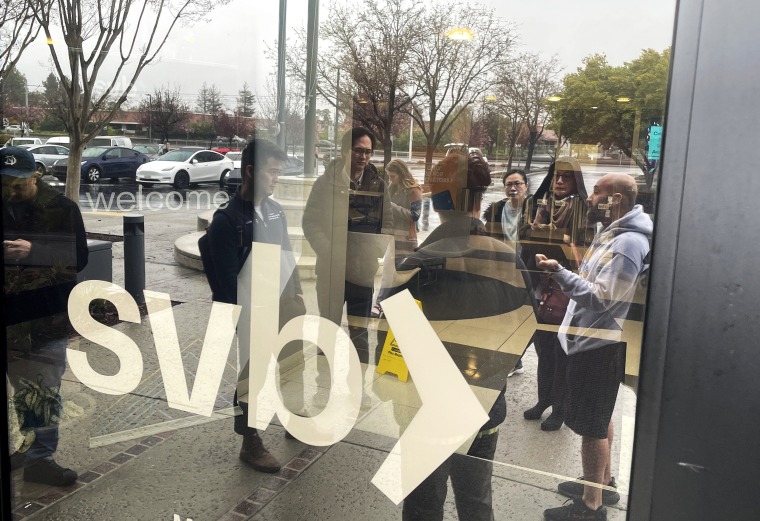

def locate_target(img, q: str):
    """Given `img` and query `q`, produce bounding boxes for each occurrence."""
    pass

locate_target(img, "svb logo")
[68,243,490,503]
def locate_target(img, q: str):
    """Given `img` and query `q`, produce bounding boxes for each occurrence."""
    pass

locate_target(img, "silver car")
[25,144,70,175]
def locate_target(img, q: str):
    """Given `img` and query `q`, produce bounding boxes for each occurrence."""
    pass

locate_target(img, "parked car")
[224,155,304,194]
[136,148,233,189]
[25,144,70,175]
[3,125,22,133]
[134,144,161,160]
[52,146,150,182]
[87,136,134,148]
[46,136,70,146]
[4,137,43,147]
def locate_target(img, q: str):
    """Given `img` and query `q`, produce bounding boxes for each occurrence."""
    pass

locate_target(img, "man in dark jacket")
[302,127,392,362]
[3,146,88,486]
[206,139,304,473]
[398,152,531,521]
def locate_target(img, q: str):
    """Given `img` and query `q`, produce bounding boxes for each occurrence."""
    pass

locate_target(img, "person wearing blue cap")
[3,146,88,486]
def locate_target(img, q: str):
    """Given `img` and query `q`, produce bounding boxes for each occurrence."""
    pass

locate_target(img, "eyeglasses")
[352,147,373,157]
[505,181,525,188]
[554,172,575,181]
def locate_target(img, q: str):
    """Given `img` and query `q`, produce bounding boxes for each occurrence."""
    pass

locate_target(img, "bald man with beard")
[537,174,652,521]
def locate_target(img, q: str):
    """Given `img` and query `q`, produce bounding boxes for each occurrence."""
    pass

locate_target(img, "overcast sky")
[15,0,677,109]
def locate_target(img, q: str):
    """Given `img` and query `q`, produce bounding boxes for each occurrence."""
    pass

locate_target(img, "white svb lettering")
[66,245,489,503]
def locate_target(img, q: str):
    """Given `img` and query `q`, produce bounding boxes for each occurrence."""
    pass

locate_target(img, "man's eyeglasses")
[505,181,525,188]
[352,147,373,157]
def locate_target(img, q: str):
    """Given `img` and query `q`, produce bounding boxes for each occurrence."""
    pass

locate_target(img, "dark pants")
[234,296,306,435]
[402,430,499,521]
[344,280,373,363]
[533,330,568,415]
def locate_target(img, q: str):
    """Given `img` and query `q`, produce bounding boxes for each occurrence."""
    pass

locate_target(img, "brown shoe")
[239,431,281,473]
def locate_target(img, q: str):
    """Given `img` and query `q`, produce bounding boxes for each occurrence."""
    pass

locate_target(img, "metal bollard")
[123,214,146,303]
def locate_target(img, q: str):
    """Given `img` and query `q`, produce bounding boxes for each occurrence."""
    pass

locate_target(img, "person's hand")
[536,253,561,272]
[4,239,32,262]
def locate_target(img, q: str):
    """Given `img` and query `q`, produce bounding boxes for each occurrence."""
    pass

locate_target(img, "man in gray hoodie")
[537,173,652,521]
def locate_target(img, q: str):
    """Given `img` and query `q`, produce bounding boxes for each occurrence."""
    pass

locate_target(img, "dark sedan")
[52,146,150,183]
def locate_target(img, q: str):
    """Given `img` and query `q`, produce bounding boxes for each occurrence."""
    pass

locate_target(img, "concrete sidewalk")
[7,207,634,521]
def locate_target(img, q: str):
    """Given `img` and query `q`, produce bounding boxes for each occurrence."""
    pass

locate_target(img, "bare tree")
[405,2,515,174]
[0,0,41,125]
[32,0,230,199]
[285,0,422,165]
[497,53,561,170]
[258,73,305,155]
[1,0,41,78]
[322,0,422,164]
[137,86,191,143]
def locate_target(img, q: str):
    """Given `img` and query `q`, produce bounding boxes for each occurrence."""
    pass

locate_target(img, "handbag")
[537,274,570,324]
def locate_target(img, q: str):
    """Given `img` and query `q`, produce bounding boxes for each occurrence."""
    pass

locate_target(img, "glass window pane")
[4,1,676,518]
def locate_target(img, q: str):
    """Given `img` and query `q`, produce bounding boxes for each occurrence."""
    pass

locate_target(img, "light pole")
[147,94,152,143]
[276,0,287,151]
[408,115,413,161]
[303,0,319,177]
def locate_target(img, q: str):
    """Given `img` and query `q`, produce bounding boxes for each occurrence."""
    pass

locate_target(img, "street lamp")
[446,27,474,41]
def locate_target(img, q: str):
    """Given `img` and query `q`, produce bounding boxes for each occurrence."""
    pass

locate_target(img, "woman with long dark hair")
[523,157,592,431]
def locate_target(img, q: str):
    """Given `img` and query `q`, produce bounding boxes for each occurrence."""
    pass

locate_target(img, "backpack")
[198,204,251,300]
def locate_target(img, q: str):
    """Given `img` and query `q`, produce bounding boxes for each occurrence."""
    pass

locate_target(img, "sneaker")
[544,498,607,521]
[508,360,524,377]
[23,459,78,487]
[558,476,620,505]
[541,410,564,431]
[524,402,549,420]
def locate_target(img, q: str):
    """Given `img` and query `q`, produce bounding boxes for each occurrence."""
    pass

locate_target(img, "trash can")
[77,239,113,282]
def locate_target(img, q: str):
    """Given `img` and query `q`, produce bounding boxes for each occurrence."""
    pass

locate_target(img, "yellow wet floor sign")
[376,299,422,382]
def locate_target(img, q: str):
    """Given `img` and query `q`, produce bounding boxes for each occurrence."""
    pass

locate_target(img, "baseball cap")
[1,146,36,178]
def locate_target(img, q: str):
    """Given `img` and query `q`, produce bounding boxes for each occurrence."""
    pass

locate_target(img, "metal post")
[408,115,413,161]
[303,0,319,177]
[334,69,340,162]
[147,94,152,143]
[23,79,28,136]
[123,214,145,304]
[276,0,287,151]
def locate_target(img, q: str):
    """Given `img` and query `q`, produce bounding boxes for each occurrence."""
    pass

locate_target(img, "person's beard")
[587,203,609,224]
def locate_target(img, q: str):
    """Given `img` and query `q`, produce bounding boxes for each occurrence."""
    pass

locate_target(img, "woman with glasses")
[482,168,532,377]
[483,168,531,242]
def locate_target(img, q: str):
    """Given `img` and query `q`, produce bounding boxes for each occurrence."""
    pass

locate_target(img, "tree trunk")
[424,137,435,179]
[524,131,538,171]
[383,89,396,167]
[506,135,518,171]
[64,135,85,201]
